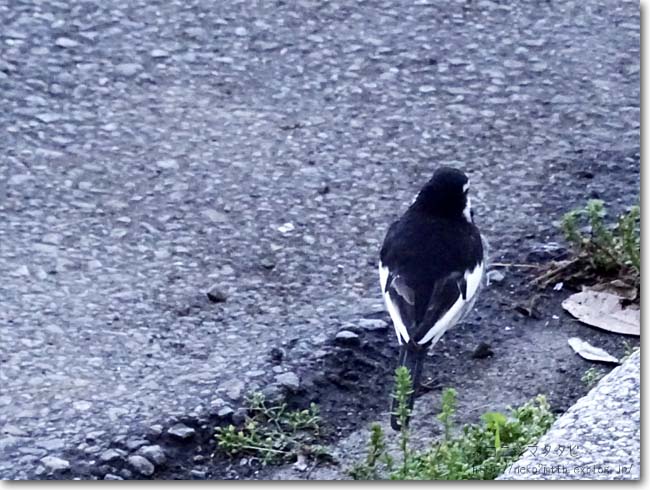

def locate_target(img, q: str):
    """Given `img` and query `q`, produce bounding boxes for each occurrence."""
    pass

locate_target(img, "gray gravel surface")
[0,0,639,480]
[499,351,640,480]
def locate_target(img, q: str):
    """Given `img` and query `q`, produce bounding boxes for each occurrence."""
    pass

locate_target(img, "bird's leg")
[418,330,449,392]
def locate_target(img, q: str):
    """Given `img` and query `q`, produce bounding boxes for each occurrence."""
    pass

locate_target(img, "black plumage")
[379,167,484,430]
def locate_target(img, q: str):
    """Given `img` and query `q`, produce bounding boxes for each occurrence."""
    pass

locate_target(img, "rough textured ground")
[0,0,639,480]
[499,350,640,480]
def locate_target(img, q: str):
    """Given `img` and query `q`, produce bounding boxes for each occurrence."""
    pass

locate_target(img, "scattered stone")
[274,371,300,392]
[128,455,155,476]
[104,474,123,480]
[206,285,228,303]
[335,330,361,346]
[527,242,568,262]
[167,423,195,441]
[209,397,227,410]
[358,318,389,332]
[260,257,275,270]
[234,26,248,36]
[217,406,235,419]
[486,270,505,285]
[261,384,284,404]
[472,342,494,359]
[147,424,163,440]
[126,439,148,451]
[138,445,166,466]
[40,456,70,472]
[99,448,126,463]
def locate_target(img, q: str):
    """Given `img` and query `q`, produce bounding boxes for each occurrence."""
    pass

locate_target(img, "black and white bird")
[379,167,484,430]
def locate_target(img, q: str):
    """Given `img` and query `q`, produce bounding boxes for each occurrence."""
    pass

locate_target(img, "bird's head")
[412,167,473,222]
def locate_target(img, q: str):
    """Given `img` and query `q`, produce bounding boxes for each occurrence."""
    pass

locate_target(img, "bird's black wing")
[412,272,466,344]
[381,265,467,345]
[380,212,483,346]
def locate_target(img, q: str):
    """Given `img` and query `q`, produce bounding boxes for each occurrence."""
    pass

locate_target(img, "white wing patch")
[379,262,410,345]
[416,261,484,345]
[463,196,472,223]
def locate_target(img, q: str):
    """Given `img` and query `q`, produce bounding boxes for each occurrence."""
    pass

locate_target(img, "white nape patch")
[379,262,410,345]
[417,261,484,345]
[463,196,472,222]
[463,180,470,193]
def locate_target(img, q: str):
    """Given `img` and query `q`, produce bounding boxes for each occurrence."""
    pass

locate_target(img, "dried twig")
[528,258,580,288]
[489,262,542,269]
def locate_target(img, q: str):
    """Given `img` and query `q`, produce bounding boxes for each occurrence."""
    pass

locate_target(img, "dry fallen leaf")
[567,337,620,364]
[562,288,640,336]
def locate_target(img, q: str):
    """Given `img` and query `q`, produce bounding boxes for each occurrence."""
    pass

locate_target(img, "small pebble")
[486,270,505,285]
[128,455,155,476]
[40,456,70,472]
[167,423,196,440]
[275,371,300,392]
[335,330,361,346]
[206,285,227,303]
[472,342,494,359]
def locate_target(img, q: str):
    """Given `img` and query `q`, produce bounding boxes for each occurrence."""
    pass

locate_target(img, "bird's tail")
[390,345,425,431]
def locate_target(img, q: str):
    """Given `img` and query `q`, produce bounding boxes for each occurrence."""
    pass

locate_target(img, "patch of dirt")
[279,269,637,479]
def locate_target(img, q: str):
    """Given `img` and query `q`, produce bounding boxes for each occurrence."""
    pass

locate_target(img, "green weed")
[581,367,605,389]
[350,367,555,480]
[561,200,640,288]
[214,392,323,464]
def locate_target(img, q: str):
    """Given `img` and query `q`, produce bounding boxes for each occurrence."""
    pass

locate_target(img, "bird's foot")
[418,377,442,393]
